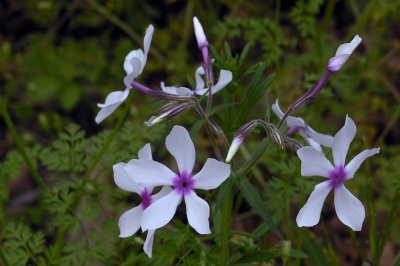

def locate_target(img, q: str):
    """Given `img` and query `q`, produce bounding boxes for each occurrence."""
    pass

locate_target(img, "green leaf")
[235,65,275,126]
[239,178,282,239]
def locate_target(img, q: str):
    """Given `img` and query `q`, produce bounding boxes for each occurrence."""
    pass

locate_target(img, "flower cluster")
[114,126,230,257]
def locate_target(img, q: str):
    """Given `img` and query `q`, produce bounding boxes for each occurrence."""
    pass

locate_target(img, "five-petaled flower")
[95,25,154,124]
[125,125,231,234]
[272,99,333,152]
[113,143,171,257]
[296,116,379,230]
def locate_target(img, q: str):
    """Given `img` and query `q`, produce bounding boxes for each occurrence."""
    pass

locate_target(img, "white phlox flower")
[125,125,231,234]
[296,116,380,230]
[272,99,333,152]
[327,35,362,72]
[113,143,171,258]
[160,66,232,97]
[95,25,154,124]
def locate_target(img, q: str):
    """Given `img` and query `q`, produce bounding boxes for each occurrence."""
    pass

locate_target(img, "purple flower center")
[172,171,195,196]
[328,165,347,189]
[140,188,152,209]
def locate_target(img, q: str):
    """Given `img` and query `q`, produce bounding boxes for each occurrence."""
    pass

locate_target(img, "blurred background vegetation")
[1,0,400,265]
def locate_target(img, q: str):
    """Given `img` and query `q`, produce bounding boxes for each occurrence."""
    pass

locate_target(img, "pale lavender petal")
[194,69,232,95]
[165,125,196,174]
[335,35,362,56]
[328,54,350,72]
[113,162,141,194]
[297,146,333,177]
[195,66,205,91]
[332,116,356,166]
[160,82,192,96]
[345,148,380,179]
[118,206,143,237]
[328,35,362,72]
[138,143,153,160]
[143,25,154,56]
[152,186,173,202]
[141,191,182,231]
[143,230,155,258]
[95,89,130,124]
[125,159,176,187]
[296,181,331,227]
[305,137,323,152]
[271,99,284,119]
[193,17,207,47]
[184,191,211,234]
[123,50,145,75]
[334,185,365,231]
[193,158,230,189]
[306,128,334,148]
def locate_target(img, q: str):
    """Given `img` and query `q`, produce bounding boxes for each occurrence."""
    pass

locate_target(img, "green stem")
[0,249,10,266]
[0,96,47,190]
[82,93,133,182]
[220,185,234,265]
[377,188,400,261]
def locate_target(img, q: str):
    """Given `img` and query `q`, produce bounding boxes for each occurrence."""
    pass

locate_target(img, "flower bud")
[327,35,362,72]
[226,135,244,163]
[193,17,208,48]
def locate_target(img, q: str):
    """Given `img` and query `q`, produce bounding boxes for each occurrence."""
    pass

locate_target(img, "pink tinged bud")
[226,136,243,163]
[327,35,362,72]
[193,17,208,48]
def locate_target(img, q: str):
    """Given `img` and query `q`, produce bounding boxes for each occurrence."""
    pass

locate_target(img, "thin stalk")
[87,0,164,62]
[0,96,47,190]
[220,186,234,266]
[377,188,400,261]
[364,147,378,265]
[82,93,133,182]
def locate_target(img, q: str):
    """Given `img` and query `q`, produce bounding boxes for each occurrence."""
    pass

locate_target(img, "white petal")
[118,206,143,237]
[113,162,141,193]
[328,54,350,72]
[184,192,211,234]
[305,137,323,152]
[152,186,173,202]
[123,50,145,75]
[141,191,182,231]
[297,146,333,177]
[195,66,205,91]
[193,158,230,189]
[194,69,232,95]
[125,159,176,187]
[335,35,362,56]
[306,128,334,147]
[95,90,130,124]
[271,99,284,119]
[286,116,306,128]
[334,185,365,231]
[296,181,331,227]
[143,230,155,258]
[143,25,154,57]
[226,137,243,163]
[160,82,192,96]
[165,125,196,174]
[332,116,356,166]
[138,143,152,160]
[345,148,380,179]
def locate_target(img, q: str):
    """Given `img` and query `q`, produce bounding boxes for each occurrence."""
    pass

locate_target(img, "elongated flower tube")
[272,99,333,151]
[145,102,195,127]
[113,144,172,257]
[296,116,380,230]
[328,35,362,73]
[95,25,154,124]
[125,126,231,234]
[193,17,213,86]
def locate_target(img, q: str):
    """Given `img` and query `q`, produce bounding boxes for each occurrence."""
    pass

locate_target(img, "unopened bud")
[193,17,208,48]
[225,136,244,163]
[327,35,362,72]
[145,103,193,127]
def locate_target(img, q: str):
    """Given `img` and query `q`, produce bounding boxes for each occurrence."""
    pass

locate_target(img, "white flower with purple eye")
[160,66,232,97]
[327,35,362,72]
[272,100,333,152]
[95,25,154,124]
[113,143,171,258]
[125,125,231,234]
[296,116,380,231]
